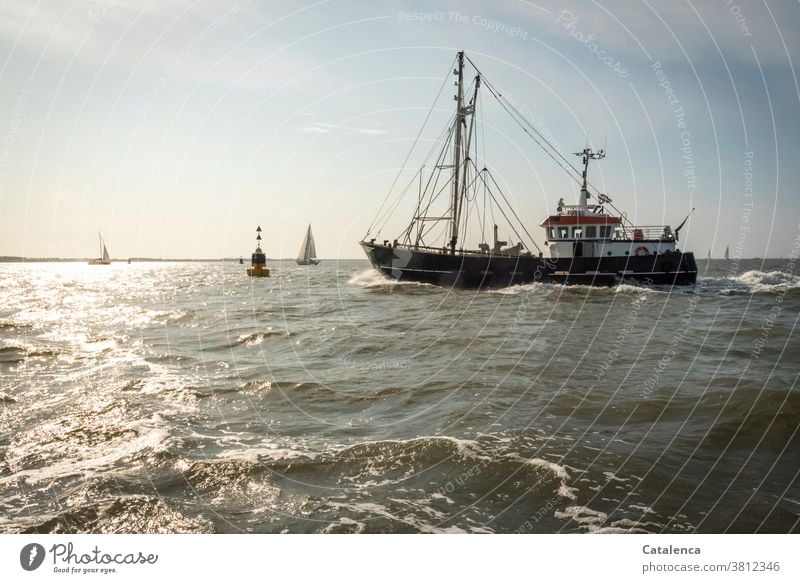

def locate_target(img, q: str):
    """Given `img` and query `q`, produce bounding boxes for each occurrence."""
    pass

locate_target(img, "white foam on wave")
[321,516,367,533]
[129,359,204,410]
[0,338,54,356]
[554,505,658,533]
[555,505,607,526]
[495,281,656,297]
[517,455,578,500]
[603,471,628,483]
[490,282,543,296]
[347,269,436,288]
[346,437,581,504]
[701,270,800,294]
[335,435,492,463]
[216,446,316,463]
[328,500,487,533]
[430,492,455,505]
[738,270,800,292]
[2,413,173,486]
[613,283,654,295]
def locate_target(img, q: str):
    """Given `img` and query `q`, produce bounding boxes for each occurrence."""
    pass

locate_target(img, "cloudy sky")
[0,0,798,259]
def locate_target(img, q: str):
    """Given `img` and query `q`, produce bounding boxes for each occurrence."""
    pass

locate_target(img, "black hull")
[359,242,697,288]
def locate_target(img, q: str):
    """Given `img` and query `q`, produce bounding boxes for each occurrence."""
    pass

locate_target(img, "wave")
[18,496,214,534]
[0,318,32,330]
[349,268,800,297]
[3,413,173,485]
[348,269,437,289]
[0,345,25,364]
[491,281,656,297]
[700,388,800,451]
[0,343,59,364]
[171,436,581,532]
[180,458,282,504]
[236,330,291,348]
[554,506,656,533]
[490,282,543,296]
[700,270,800,294]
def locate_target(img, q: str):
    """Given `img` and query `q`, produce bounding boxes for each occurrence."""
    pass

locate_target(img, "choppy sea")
[0,259,798,533]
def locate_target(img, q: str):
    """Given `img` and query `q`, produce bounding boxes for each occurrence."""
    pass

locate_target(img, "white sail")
[306,226,317,261]
[724,246,729,260]
[297,224,318,263]
[89,232,111,265]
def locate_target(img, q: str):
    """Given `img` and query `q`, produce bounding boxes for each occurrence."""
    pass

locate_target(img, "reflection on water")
[0,259,798,533]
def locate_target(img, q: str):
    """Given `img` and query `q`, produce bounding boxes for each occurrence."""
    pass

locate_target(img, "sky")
[0,0,798,259]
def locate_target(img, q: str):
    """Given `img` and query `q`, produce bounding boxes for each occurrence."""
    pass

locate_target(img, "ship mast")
[449,52,465,254]
[574,147,605,211]
[449,52,481,254]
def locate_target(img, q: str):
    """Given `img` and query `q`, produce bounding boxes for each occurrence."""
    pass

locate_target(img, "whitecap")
[700,270,800,294]
[347,269,436,288]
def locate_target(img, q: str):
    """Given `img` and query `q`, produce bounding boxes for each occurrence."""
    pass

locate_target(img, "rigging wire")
[464,55,583,182]
[474,160,543,254]
[372,52,631,256]
[373,115,456,238]
[365,54,457,239]
[464,54,633,226]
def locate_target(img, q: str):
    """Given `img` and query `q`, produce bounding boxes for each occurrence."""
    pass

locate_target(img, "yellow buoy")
[247,225,270,277]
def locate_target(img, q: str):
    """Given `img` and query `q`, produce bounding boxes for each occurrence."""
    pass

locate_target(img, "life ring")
[634,246,650,256]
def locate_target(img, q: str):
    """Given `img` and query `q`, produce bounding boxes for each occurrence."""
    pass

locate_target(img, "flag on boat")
[597,193,612,204]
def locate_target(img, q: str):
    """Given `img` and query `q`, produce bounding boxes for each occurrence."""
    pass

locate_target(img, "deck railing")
[365,240,532,257]
[614,225,674,241]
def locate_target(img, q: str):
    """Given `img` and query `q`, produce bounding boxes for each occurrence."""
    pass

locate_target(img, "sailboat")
[296,224,320,266]
[88,232,111,265]
[724,246,730,260]
[359,51,697,287]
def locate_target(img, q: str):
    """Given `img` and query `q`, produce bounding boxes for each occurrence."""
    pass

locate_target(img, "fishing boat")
[88,232,111,265]
[360,51,697,287]
[246,226,270,277]
[296,224,320,266]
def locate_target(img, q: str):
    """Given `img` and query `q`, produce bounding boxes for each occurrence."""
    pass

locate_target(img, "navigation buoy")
[246,226,270,277]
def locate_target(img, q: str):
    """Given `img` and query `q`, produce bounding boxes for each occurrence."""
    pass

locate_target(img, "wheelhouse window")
[573,228,583,239]
[549,227,557,239]
[586,226,597,238]
[559,228,570,239]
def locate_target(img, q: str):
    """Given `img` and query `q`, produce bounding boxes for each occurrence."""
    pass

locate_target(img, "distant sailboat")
[88,232,111,265]
[724,246,730,260]
[296,224,320,266]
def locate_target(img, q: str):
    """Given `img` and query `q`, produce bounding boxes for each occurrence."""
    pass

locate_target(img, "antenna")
[573,147,606,191]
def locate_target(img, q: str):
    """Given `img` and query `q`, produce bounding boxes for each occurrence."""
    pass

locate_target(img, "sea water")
[0,259,797,533]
